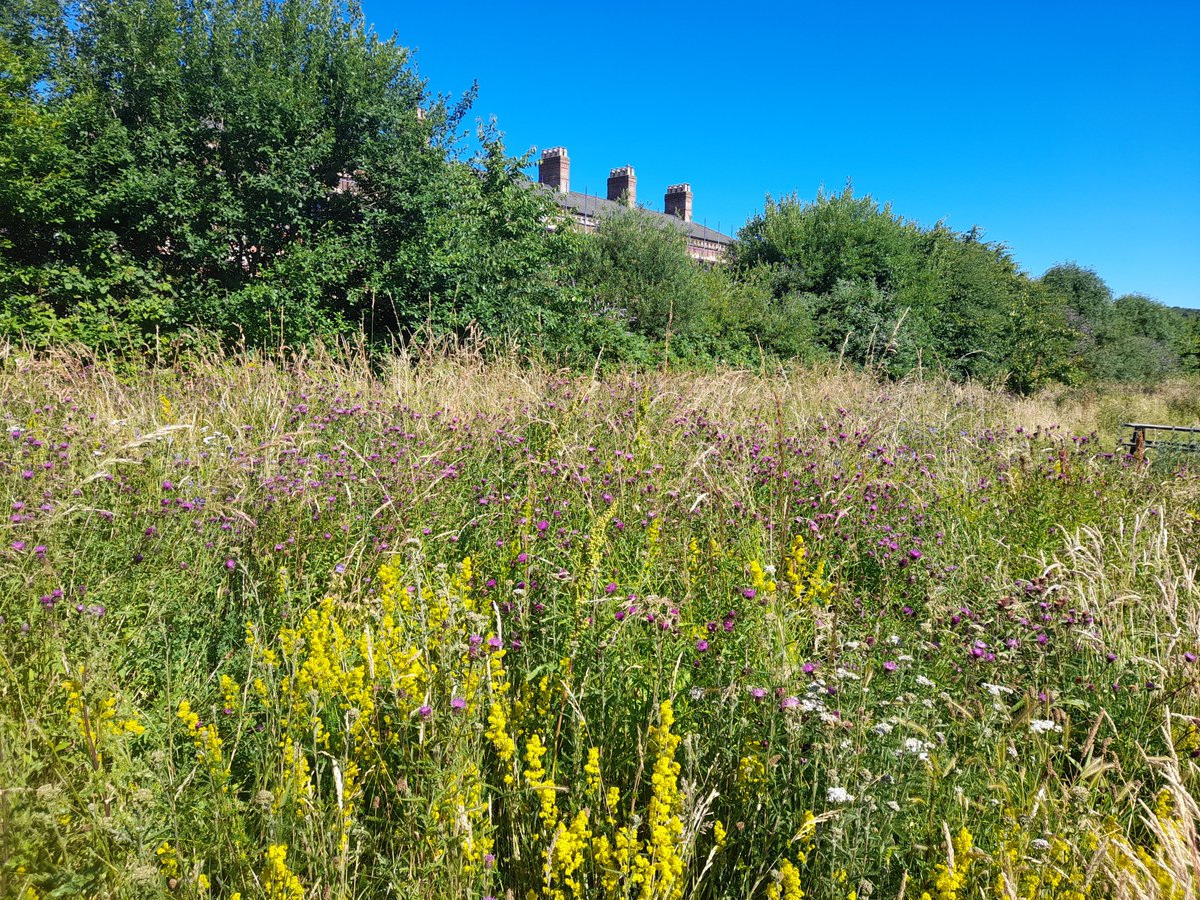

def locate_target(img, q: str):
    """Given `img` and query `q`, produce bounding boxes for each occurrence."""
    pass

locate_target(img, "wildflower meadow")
[1,345,1197,900]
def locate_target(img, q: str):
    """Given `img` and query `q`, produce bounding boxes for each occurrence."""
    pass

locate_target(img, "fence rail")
[1121,422,1200,461]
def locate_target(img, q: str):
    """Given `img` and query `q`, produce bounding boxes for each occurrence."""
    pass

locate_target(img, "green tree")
[995,281,1079,393]
[568,207,708,362]
[0,0,88,343]
[1,0,571,352]
[1174,309,1200,374]
[1038,263,1113,376]
[1040,262,1114,325]
[1091,293,1181,381]
[734,187,1060,388]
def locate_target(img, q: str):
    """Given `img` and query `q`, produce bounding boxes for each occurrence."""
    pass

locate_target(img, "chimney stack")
[538,147,570,193]
[607,166,637,207]
[664,183,693,222]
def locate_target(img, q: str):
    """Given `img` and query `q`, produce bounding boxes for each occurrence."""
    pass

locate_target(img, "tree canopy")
[0,0,570,350]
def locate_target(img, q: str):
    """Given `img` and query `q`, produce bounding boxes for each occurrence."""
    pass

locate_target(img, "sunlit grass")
[0,343,1196,899]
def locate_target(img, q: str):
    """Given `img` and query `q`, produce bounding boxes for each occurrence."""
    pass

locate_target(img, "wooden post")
[1134,427,1145,464]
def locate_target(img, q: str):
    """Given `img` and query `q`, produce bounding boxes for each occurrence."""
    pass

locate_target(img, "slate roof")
[544,187,733,245]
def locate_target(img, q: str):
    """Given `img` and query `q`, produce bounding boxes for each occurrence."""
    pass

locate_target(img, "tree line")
[3,0,1197,390]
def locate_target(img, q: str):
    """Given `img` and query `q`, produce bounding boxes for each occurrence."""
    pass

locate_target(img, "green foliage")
[996,281,1080,394]
[1175,308,1200,374]
[0,0,577,353]
[1098,293,1181,381]
[1039,265,1190,383]
[1040,263,1114,329]
[733,188,1079,390]
[409,129,579,343]
[571,207,707,344]
[564,209,822,368]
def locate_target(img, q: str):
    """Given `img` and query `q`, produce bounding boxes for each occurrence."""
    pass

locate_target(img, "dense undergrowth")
[0,345,1197,899]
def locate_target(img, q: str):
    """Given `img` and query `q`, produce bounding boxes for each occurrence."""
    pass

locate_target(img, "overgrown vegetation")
[0,345,1197,899]
[3,0,1197,389]
[4,5,1198,899]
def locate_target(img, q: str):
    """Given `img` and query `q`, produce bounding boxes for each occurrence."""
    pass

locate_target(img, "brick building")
[536,147,732,263]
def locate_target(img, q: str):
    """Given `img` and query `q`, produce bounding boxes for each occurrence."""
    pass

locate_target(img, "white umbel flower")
[826,786,855,804]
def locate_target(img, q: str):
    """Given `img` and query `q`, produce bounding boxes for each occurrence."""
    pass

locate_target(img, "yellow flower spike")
[767,858,804,900]
[485,701,516,763]
[585,746,602,792]
[640,699,686,899]
[523,733,558,833]
[1153,788,1174,818]
[713,819,728,850]
[262,845,303,900]
[605,785,621,827]
[176,700,227,781]
[156,841,179,878]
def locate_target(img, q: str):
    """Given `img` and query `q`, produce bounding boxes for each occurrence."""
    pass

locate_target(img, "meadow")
[0,344,1197,900]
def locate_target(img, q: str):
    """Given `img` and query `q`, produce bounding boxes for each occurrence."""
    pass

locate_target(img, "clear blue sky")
[366,0,1200,309]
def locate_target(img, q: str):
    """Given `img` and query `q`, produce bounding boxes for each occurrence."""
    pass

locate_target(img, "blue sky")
[366,1,1200,309]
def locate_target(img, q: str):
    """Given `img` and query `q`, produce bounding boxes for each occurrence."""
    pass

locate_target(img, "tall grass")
[0,344,1196,899]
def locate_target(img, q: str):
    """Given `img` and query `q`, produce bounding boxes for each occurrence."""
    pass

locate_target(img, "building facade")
[537,147,732,263]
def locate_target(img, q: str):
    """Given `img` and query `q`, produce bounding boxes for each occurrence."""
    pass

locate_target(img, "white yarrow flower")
[826,787,855,804]
[902,737,932,761]
[1029,719,1062,735]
